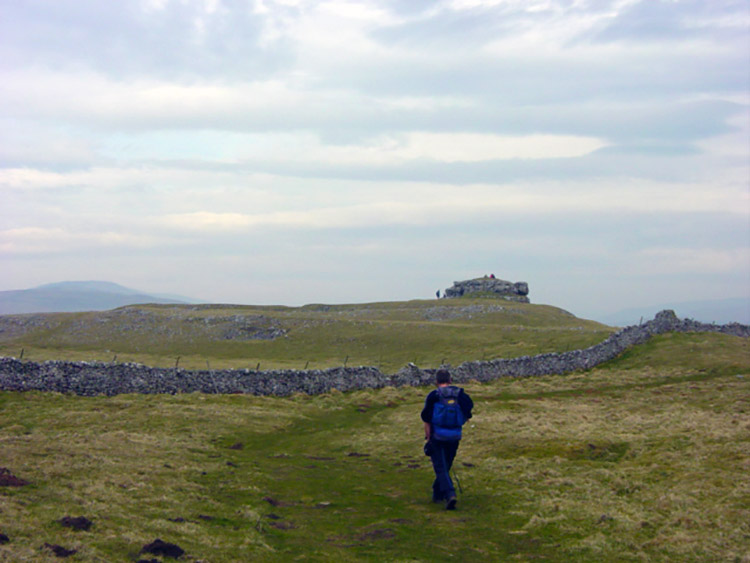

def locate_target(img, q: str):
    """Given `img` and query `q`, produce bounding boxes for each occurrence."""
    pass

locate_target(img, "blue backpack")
[432,386,466,441]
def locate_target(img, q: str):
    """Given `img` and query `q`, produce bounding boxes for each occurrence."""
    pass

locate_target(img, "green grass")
[0,300,611,372]
[1,333,749,561]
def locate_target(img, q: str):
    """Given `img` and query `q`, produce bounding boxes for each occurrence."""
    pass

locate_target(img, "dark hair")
[436,369,451,384]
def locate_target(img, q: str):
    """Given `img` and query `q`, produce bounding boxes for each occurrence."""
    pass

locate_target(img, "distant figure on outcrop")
[436,290,440,299]
[490,273,495,279]
[421,369,473,510]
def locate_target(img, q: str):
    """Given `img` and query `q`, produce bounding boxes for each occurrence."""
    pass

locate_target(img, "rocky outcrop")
[444,278,529,303]
[0,311,747,397]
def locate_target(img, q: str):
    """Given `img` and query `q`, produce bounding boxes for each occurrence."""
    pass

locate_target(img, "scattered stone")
[43,543,77,558]
[137,559,160,563]
[462,462,476,468]
[58,516,92,531]
[229,442,244,450]
[598,514,614,524]
[347,452,370,457]
[140,538,185,558]
[305,455,334,461]
[358,528,396,541]
[263,496,281,507]
[198,515,214,521]
[269,521,296,530]
[262,496,295,507]
[315,502,332,508]
[265,513,282,520]
[389,518,411,524]
[168,517,186,523]
[0,468,28,487]
[226,461,237,467]
[0,533,9,544]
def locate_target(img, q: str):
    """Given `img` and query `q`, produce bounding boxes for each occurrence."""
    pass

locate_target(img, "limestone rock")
[444,277,530,303]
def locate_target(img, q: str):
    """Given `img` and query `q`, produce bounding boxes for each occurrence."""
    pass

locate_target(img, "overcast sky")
[1,0,748,320]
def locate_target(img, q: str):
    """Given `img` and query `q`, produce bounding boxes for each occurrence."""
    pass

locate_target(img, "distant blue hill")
[597,297,750,327]
[0,281,204,315]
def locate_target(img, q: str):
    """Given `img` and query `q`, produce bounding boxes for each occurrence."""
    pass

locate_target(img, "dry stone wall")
[0,311,747,397]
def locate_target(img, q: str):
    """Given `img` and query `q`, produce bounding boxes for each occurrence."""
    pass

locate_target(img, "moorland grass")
[1,333,748,561]
[0,300,611,372]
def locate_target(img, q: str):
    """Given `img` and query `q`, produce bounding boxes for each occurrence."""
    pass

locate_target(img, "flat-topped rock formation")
[444,277,530,303]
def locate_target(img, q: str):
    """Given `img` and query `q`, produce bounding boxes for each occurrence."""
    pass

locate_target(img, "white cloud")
[0,227,162,255]
[397,132,607,161]
[227,131,608,164]
[154,175,748,234]
[0,70,305,127]
[1,0,748,315]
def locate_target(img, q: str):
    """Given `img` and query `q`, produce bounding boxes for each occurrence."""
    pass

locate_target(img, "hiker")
[421,369,473,510]
[436,289,440,299]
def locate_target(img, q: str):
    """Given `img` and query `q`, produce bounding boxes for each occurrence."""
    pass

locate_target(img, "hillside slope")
[0,334,748,561]
[0,281,199,315]
[0,299,612,372]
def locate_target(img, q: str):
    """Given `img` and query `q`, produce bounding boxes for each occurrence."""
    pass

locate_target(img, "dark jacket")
[421,385,473,424]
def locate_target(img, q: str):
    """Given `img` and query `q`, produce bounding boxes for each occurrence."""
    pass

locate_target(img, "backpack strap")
[438,385,461,400]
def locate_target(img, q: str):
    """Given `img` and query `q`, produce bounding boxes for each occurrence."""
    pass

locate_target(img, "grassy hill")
[0,332,748,561]
[0,281,196,315]
[0,299,612,372]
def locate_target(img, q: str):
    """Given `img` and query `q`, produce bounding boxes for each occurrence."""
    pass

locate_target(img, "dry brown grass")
[1,334,748,561]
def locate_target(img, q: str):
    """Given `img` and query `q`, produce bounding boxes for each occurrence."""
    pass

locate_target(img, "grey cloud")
[0,0,288,80]
[592,0,749,43]
[1,0,747,317]
[5,88,736,152]
[2,1,743,150]
[324,44,745,107]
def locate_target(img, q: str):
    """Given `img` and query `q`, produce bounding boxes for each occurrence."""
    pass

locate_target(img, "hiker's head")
[436,369,452,385]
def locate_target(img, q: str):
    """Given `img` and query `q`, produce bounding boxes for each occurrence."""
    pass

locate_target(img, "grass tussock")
[0,333,748,561]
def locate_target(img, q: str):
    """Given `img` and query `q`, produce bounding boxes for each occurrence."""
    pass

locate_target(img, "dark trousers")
[430,439,459,500]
